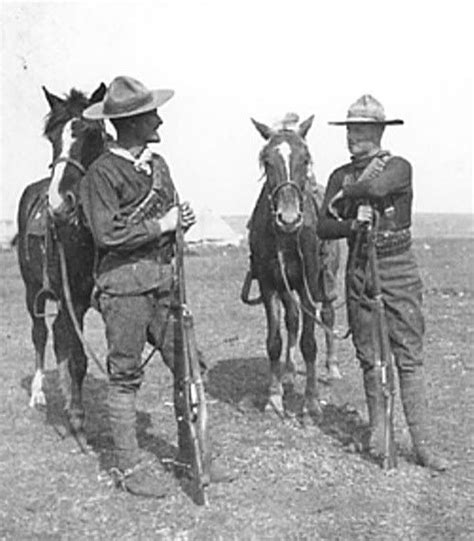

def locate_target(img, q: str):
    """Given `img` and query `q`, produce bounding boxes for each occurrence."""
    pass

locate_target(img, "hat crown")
[282,112,299,125]
[274,111,300,131]
[103,76,153,115]
[347,94,385,122]
[328,94,403,126]
[82,76,174,120]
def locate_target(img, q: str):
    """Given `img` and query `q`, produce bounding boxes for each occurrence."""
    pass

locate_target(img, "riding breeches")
[99,288,175,390]
[346,248,425,372]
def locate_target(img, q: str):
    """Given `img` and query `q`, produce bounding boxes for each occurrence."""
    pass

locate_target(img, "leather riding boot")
[362,367,386,458]
[108,386,140,471]
[399,367,449,472]
[108,386,171,498]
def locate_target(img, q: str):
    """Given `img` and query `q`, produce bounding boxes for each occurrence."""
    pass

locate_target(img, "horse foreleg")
[281,290,299,392]
[53,307,88,441]
[262,288,284,417]
[321,300,342,380]
[27,289,48,408]
[299,294,322,420]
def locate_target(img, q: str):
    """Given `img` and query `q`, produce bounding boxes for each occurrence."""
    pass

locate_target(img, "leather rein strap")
[52,156,86,175]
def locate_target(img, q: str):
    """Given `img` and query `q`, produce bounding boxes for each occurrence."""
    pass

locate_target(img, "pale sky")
[1,0,472,221]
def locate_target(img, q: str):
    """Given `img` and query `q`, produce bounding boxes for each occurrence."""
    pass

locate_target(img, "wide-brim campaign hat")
[83,76,174,120]
[329,94,403,125]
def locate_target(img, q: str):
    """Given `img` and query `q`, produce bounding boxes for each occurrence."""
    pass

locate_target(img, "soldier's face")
[346,124,383,157]
[133,110,163,143]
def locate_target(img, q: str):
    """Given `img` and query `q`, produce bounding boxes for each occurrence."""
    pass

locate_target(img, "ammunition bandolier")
[318,150,448,471]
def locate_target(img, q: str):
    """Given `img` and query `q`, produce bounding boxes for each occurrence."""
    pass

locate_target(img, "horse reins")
[55,238,107,376]
[267,175,349,340]
[51,156,86,175]
[275,233,349,341]
[269,181,304,232]
[58,234,171,377]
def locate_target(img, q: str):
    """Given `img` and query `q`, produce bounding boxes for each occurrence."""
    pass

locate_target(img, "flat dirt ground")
[0,216,473,540]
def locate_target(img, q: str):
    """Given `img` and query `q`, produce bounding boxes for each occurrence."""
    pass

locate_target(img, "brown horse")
[246,117,341,419]
[16,83,106,443]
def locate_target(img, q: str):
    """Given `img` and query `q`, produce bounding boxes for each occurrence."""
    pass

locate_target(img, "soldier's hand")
[356,204,373,225]
[180,201,196,230]
[158,206,179,233]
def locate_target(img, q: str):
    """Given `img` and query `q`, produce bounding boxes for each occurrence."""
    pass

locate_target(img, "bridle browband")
[51,156,86,175]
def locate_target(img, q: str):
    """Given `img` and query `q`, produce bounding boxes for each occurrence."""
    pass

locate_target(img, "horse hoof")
[265,395,285,420]
[327,365,342,380]
[29,390,46,408]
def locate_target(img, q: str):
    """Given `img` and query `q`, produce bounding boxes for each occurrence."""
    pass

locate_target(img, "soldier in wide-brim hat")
[317,94,448,472]
[80,76,235,498]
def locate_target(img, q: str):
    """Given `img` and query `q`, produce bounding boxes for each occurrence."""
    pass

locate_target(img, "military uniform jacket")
[80,149,177,295]
[317,151,413,255]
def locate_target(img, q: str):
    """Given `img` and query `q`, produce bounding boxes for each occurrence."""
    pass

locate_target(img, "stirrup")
[33,287,60,318]
[240,271,262,306]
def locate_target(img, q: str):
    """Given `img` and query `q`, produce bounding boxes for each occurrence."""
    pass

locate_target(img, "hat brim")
[83,89,175,120]
[329,118,404,126]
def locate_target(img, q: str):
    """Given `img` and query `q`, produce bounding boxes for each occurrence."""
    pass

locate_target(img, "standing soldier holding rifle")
[317,95,448,472]
[80,76,234,499]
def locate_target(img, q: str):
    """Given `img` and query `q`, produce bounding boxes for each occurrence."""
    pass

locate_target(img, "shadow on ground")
[206,356,376,462]
[20,370,206,504]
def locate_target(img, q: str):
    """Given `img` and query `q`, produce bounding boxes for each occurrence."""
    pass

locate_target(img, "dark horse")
[247,117,341,419]
[17,83,106,443]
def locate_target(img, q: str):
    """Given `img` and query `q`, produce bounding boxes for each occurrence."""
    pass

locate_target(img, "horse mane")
[43,88,90,138]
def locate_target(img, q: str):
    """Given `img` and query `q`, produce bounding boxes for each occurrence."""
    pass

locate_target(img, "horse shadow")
[206,356,381,465]
[20,371,204,504]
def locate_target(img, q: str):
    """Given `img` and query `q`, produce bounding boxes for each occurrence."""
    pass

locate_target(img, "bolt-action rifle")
[171,200,211,505]
[366,211,397,470]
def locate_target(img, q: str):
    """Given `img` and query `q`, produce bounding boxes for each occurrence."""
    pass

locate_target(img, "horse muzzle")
[271,182,304,234]
[274,210,303,233]
[49,190,79,225]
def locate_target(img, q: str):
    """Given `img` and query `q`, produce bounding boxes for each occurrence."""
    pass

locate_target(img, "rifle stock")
[172,201,211,505]
[366,216,397,470]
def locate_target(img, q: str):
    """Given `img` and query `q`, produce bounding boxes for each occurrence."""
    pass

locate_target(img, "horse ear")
[251,118,274,140]
[298,115,315,139]
[42,86,64,110]
[89,82,107,104]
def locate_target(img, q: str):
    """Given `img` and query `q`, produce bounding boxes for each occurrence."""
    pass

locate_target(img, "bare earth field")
[0,215,473,540]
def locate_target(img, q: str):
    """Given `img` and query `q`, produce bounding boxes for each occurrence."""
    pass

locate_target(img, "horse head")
[252,115,314,234]
[44,83,107,222]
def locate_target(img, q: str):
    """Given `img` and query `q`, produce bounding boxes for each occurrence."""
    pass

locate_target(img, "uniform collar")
[351,149,390,169]
[108,143,153,175]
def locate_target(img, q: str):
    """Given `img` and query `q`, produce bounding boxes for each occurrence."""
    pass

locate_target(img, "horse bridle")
[51,156,87,175]
[48,156,88,219]
[269,180,305,233]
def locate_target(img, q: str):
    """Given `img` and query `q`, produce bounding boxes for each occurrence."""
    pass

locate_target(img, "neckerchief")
[108,144,153,176]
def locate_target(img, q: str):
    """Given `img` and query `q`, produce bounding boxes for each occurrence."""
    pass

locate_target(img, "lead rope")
[57,238,108,376]
[275,235,348,341]
[296,233,350,340]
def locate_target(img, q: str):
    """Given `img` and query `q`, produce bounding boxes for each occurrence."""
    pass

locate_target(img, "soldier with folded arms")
[317,95,448,471]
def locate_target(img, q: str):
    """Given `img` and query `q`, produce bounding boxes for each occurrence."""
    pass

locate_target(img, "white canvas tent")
[0,219,16,250]
[185,208,243,247]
